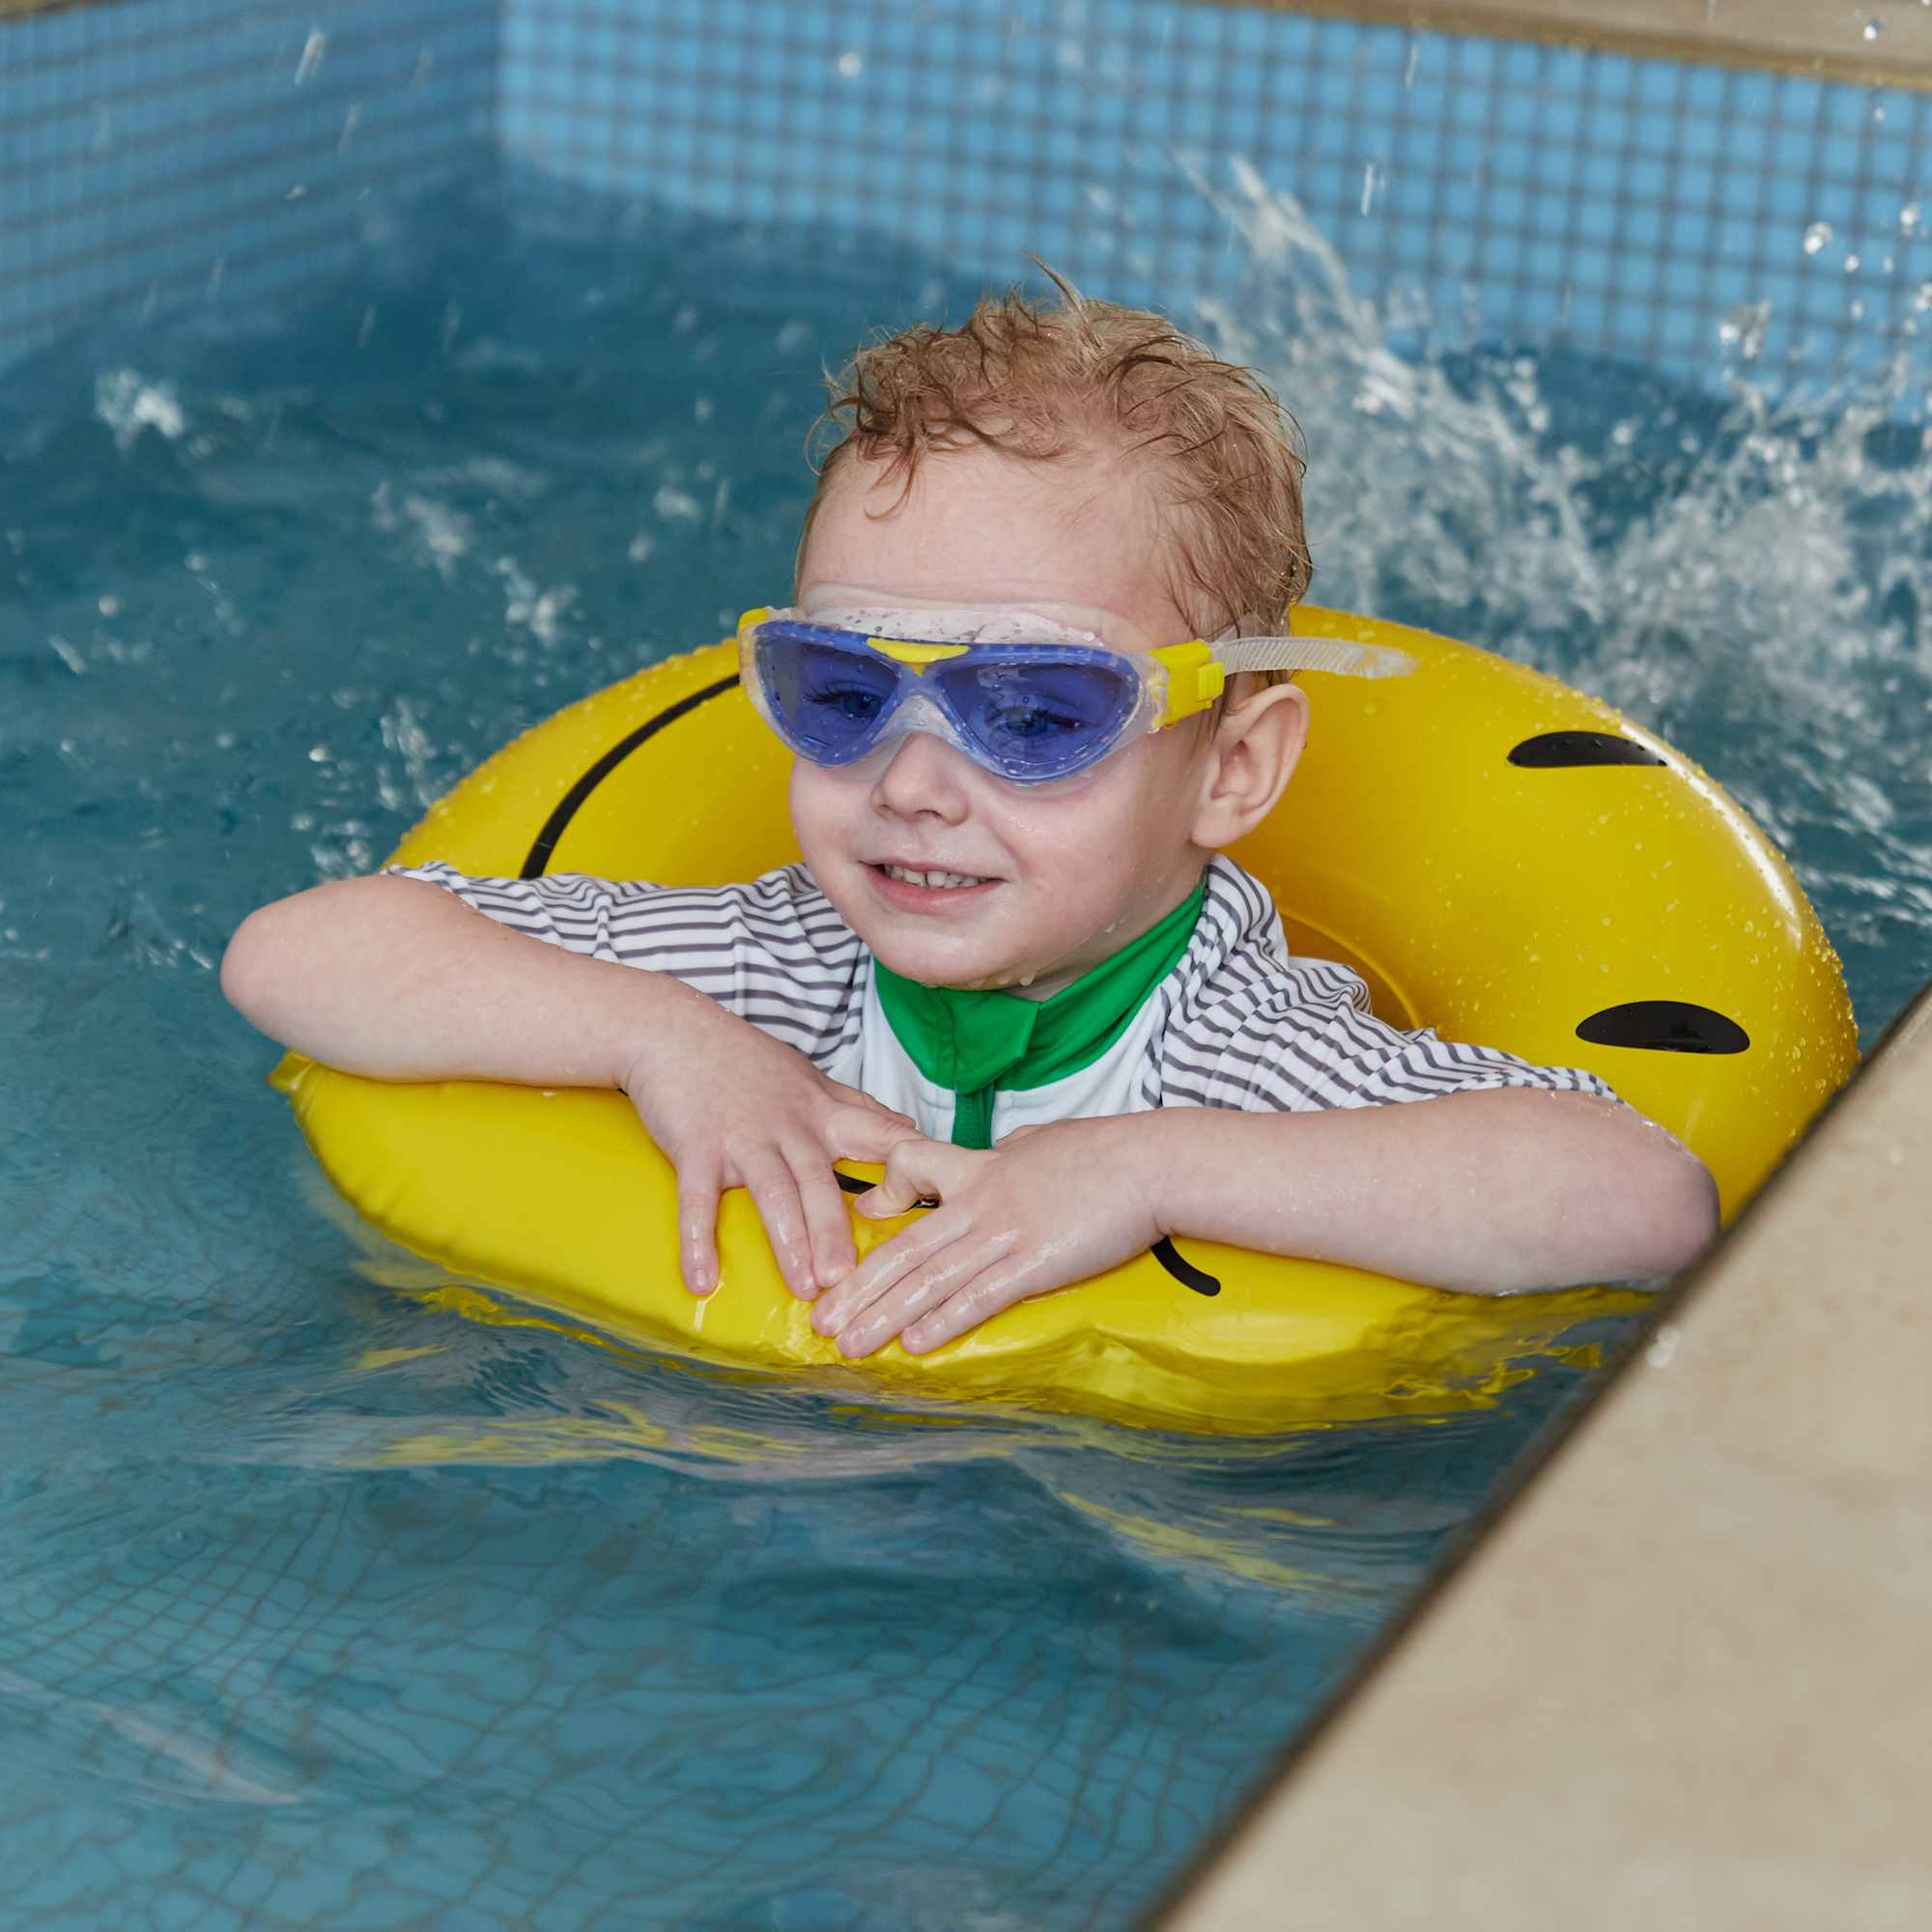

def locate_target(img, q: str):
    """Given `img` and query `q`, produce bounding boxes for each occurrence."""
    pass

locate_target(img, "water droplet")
[1863,16,1883,37]
[837,49,863,77]
[1803,221,1833,255]
[1717,301,1770,357]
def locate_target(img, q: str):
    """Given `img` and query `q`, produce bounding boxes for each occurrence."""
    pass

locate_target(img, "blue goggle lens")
[753,626,1139,781]
[932,658,1136,766]
[757,634,904,761]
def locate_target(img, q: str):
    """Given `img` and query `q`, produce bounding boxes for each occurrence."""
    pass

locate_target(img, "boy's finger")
[855,1178,920,1218]
[832,1248,980,1357]
[816,1210,977,1346]
[901,1260,1029,1354]
[828,1081,914,1126]
[832,1105,924,1167]
[675,1177,724,1296]
[739,1152,815,1294]
[789,1151,857,1295]
[857,1138,952,1216]
[810,1213,945,1335]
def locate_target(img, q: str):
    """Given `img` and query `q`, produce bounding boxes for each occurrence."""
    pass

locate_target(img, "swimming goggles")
[737,591,1417,786]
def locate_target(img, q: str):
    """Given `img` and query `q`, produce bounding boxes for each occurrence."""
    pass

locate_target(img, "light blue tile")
[6,1,1925,496]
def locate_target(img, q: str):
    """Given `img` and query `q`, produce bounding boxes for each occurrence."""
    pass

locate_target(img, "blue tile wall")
[0,0,497,370]
[496,0,1932,398]
[3,0,1927,392]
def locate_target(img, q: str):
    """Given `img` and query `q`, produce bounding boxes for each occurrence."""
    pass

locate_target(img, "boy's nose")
[869,728,977,822]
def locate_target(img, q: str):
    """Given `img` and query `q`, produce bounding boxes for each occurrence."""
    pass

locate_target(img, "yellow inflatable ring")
[274,608,1858,1433]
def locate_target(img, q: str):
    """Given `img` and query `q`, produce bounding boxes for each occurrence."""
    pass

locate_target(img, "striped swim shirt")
[393,854,1619,1130]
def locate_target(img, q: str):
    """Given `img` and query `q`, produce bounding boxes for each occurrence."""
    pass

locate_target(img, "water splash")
[1193,160,1932,1036]
[93,369,185,450]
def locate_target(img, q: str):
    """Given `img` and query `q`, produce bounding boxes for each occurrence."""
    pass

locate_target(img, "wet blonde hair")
[796,278,1312,668]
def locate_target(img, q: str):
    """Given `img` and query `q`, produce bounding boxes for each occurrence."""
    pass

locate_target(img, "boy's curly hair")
[798,278,1312,647]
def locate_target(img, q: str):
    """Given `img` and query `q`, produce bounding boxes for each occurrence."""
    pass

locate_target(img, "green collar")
[871,880,1206,1150]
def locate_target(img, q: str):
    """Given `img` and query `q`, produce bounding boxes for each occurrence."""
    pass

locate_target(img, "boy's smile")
[873,863,996,895]
[787,441,1291,997]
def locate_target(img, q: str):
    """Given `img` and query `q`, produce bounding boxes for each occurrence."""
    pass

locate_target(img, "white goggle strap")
[1151,632,1419,726]
[1214,635,1420,679]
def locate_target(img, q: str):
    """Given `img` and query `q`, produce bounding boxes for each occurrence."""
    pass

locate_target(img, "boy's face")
[787,443,1236,996]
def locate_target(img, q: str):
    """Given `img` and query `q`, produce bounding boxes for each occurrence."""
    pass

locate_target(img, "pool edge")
[1150,971,1932,1930]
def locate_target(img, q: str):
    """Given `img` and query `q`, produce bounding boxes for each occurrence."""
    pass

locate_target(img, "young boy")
[223,289,1717,1359]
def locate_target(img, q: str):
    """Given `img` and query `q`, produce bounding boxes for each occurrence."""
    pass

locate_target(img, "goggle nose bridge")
[864,636,970,673]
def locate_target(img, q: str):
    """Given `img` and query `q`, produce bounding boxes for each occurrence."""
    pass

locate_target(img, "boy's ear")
[1189,678,1310,850]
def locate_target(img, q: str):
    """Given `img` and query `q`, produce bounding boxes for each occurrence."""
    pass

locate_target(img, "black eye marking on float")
[1508,730,1666,768]
[837,1176,1224,1296]
[1577,1001,1750,1055]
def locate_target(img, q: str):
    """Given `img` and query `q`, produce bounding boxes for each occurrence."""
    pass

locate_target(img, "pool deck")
[1251,0,1932,86]
[1157,979,1932,1930]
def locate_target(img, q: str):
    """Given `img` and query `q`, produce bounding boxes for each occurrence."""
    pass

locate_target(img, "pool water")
[2,170,1926,1930]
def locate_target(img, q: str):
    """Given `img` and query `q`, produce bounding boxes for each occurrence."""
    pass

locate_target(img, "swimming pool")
[5,6,1932,1929]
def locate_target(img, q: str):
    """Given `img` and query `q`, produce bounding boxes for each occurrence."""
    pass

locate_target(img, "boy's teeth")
[882,864,986,890]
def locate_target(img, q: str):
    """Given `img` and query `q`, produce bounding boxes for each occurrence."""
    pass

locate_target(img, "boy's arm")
[221,872,918,1295]
[808,1088,1719,1358]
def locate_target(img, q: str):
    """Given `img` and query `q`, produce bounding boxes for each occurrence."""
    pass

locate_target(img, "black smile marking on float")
[1152,1236,1221,1297]
[838,1177,1222,1296]
[1577,1001,1750,1055]
[521,673,743,878]
[835,1172,937,1208]
[1508,730,1666,768]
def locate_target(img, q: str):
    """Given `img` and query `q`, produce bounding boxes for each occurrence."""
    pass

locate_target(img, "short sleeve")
[391,860,867,1071]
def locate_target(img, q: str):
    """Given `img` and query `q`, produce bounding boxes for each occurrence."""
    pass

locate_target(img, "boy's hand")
[220,870,926,1305]
[618,992,919,1301]
[808,1116,1163,1357]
